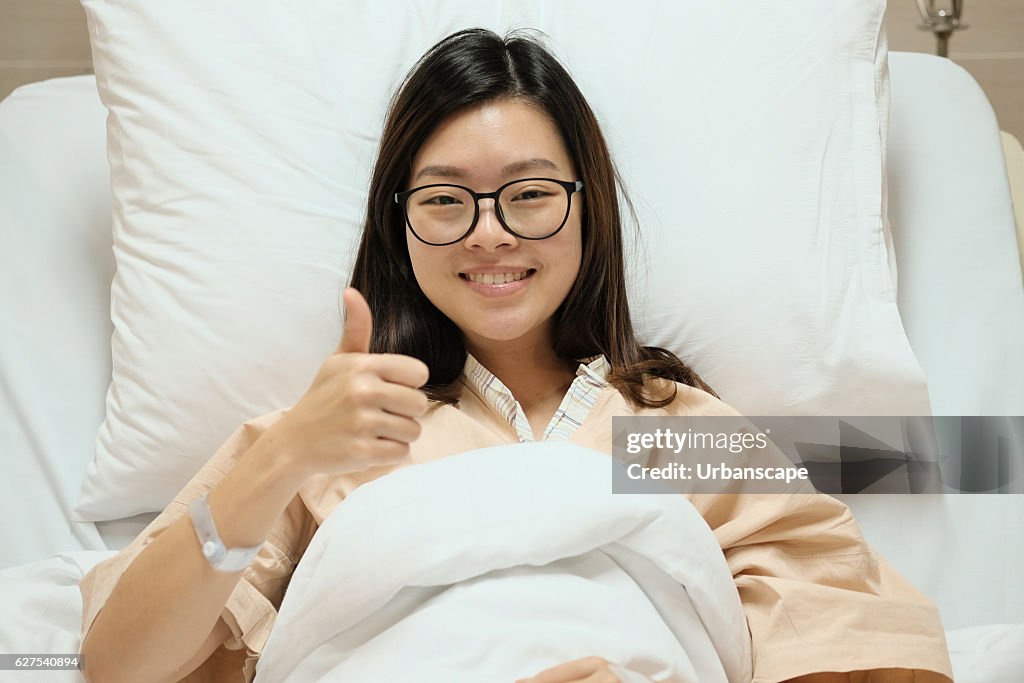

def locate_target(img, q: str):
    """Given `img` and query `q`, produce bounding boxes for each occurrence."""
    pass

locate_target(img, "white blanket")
[0,465,1020,682]
[255,443,754,682]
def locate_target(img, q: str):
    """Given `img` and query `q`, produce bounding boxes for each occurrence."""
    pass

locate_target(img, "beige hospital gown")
[80,356,954,682]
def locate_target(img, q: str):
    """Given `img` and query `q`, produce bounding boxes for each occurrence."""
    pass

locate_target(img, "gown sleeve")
[79,409,319,682]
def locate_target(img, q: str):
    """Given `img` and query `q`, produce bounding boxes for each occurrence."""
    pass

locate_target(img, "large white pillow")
[75,0,930,521]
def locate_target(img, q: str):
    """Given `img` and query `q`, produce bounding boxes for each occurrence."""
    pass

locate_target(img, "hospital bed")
[1,49,1023,681]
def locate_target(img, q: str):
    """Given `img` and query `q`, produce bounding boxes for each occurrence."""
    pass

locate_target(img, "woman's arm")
[80,289,428,682]
[79,427,307,683]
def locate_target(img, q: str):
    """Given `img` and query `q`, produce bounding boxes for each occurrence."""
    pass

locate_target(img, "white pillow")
[0,76,112,564]
[75,0,930,521]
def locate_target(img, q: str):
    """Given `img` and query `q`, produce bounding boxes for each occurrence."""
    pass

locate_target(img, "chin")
[460,316,540,344]
[466,326,531,343]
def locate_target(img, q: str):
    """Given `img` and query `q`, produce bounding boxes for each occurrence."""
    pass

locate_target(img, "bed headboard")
[0,0,93,101]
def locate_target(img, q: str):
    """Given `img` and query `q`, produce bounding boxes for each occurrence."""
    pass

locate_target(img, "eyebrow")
[413,157,561,181]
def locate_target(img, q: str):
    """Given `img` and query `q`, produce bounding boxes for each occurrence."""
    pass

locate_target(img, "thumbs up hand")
[269,288,431,480]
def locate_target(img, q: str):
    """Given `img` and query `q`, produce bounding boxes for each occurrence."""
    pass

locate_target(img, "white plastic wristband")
[188,493,262,572]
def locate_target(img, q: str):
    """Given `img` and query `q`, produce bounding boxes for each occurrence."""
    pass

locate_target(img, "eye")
[511,188,553,202]
[421,194,462,206]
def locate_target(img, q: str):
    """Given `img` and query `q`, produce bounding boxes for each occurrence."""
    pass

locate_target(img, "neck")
[466,330,576,408]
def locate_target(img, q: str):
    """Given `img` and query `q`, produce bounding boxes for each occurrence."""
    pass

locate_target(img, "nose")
[464,197,516,250]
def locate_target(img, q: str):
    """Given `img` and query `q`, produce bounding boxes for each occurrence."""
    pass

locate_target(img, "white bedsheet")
[0,551,113,683]
[0,76,113,569]
[836,494,1024,630]
[946,623,1024,682]
[256,443,752,683]
[887,52,1024,415]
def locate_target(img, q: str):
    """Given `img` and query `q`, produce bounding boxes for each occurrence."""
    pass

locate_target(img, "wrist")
[248,420,313,488]
[189,492,262,572]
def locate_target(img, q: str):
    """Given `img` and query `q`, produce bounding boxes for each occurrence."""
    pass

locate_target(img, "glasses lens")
[499,179,568,238]
[405,185,475,244]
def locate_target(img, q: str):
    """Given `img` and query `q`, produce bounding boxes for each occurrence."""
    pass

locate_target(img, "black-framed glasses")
[394,177,584,246]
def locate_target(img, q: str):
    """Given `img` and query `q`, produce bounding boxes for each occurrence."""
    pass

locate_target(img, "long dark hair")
[349,27,716,408]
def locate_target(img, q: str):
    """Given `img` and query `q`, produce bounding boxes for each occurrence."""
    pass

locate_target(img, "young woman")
[79,28,953,683]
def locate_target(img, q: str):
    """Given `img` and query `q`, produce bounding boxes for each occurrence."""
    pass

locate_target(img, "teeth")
[466,270,530,285]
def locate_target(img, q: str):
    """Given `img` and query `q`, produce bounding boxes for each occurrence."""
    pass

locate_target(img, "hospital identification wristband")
[188,493,262,573]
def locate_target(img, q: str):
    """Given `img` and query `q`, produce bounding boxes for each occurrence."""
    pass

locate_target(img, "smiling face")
[405,97,584,358]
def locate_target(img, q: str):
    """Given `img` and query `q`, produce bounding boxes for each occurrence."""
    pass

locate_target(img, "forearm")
[80,428,306,682]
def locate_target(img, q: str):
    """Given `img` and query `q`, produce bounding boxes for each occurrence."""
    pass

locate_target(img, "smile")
[462,270,532,284]
[458,269,537,296]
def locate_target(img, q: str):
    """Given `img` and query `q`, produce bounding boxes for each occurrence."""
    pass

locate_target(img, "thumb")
[338,287,372,354]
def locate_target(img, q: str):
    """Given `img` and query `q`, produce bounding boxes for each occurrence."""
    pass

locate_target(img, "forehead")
[411,98,574,182]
